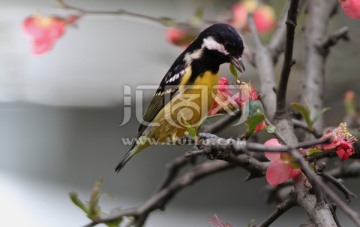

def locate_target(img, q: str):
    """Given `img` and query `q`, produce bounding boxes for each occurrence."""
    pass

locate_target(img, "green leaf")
[312,107,330,125]
[307,147,322,156]
[70,178,122,226]
[88,177,104,219]
[234,100,264,126]
[194,8,203,20]
[190,8,203,26]
[246,114,265,136]
[291,103,312,127]
[266,123,277,133]
[280,153,300,169]
[229,63,239,80]
[235,101,249,126]
[182,115,196,139]
[248,100,264,117]
[105,220,122,227]
[69,192,88,214]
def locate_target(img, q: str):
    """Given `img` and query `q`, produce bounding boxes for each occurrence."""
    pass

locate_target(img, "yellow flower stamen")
[34,13,55,28]
[337,123,357,143]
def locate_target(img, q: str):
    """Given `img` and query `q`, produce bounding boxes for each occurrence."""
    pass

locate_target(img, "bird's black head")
[188,23,245,73]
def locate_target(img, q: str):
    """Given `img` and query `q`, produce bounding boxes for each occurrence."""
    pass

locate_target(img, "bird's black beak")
[231,57,245,73]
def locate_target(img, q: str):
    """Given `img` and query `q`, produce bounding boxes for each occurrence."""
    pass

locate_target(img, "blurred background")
[0,0,359,226]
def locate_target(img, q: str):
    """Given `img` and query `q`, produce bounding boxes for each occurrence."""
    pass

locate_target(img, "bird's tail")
[115,136,149,172]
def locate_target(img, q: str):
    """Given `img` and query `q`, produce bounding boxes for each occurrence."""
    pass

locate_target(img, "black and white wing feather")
[137,58,188,137]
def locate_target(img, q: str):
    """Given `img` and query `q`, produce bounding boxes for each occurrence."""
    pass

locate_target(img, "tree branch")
[327,161,360,179]
[319,171,357,203]
[255,192,297,227]
[201,109,242,134]
[276,0,300,115]
[85,160,235,227]
[267,1,289,64]
[268,0,305,65]
[289,149,360,226]
[184,135,331,157]
[292,118,323,138]
[157,155,193,192]
[248,14,278,119]
[57,0,217,27]
[317,26,350,57]
[301,0,339,134]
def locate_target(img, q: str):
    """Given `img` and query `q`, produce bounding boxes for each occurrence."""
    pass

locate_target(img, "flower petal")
[336,148,355,160]
[32,38,54,55]
[253,5,276,33]
[229,3,248,29]
[266,161,298,186]
[264,138,282,161]
[23,16,45,39]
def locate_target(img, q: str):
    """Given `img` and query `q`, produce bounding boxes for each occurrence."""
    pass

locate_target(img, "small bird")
[116,23,245,172]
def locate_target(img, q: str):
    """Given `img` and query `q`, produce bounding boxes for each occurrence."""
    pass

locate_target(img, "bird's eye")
[224,42,233,50]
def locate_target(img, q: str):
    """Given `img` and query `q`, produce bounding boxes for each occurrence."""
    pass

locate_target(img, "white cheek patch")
[202,36,229,55]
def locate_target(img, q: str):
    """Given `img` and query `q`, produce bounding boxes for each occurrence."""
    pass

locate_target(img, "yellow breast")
[150,69,219,142]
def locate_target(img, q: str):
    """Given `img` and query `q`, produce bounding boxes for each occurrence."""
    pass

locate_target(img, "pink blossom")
[22,14,79,54]
[229,3,248,29]
[209,214,232,227]
[253,5,276,33]
[230,1,276,33]
[166,27,195,47]
[322,123,356,160]
[339,0,360,19]
[264,138,301,186]
[236,81,259,108]
[209,77,236,115]
[209,79,265,131]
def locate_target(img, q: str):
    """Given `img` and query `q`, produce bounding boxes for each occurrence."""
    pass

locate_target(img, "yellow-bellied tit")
[116,23,245,172]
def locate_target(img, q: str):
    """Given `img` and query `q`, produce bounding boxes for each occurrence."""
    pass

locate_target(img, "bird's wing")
[137,59,189,137]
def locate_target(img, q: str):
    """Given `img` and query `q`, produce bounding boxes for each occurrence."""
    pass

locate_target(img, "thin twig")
[248,13,263,47]
[268,0,289,64]
[305,150,336,163]
[327,161,360,179]
[276,0,300,114]
[159,110,244,191]
[248,12,278,119]
[201,109,243,134]
[84,160,235,227]
[289,149,360,226]
[58,0,217,27]
[59,1,174,25]
[266,182,294,204]
[292,118,323,138]
[157,155,193,192]
[317,26,350,57]
[184,135,331,157]
[255,193,297,227]
[319,172,357,203]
